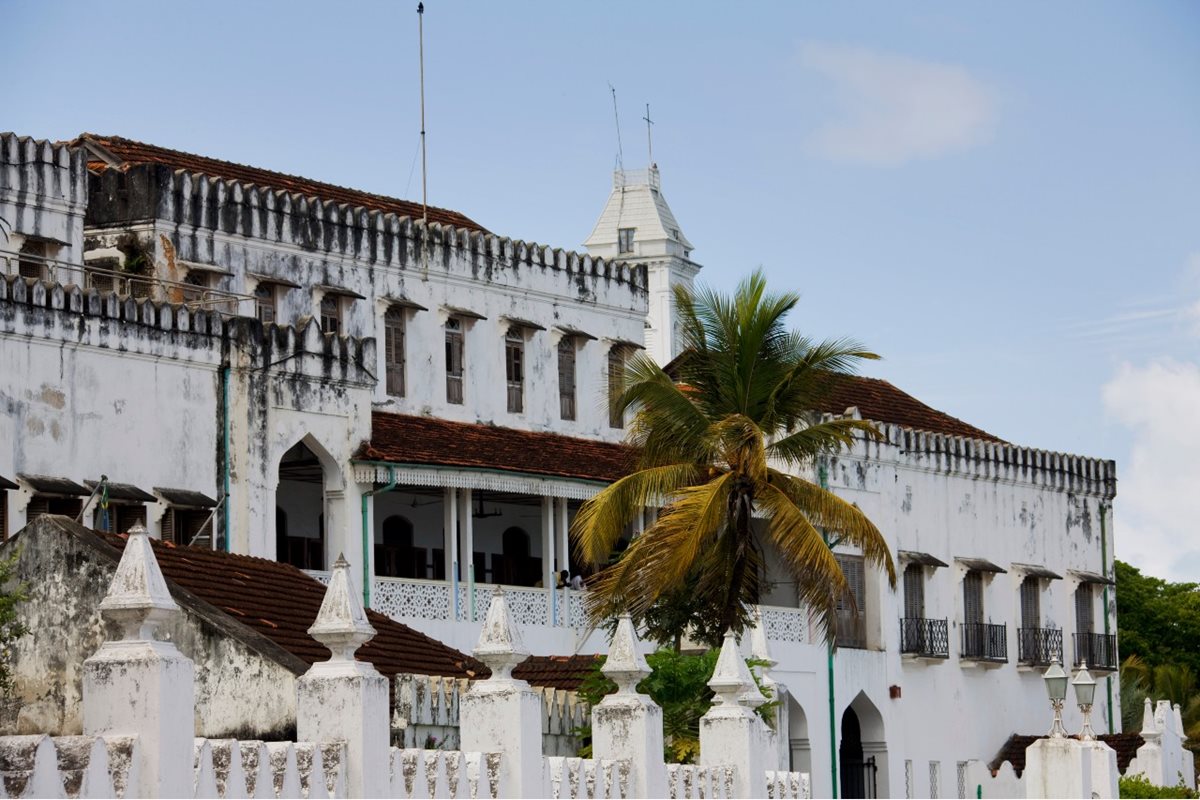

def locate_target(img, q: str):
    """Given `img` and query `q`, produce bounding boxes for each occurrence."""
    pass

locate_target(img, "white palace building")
[0,132,1122,798]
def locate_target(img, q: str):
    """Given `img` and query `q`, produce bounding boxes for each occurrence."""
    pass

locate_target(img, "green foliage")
[1118,774,1198,799]
[0,548,29,698]
[1115,560,1200,677]
[575,648,780,764]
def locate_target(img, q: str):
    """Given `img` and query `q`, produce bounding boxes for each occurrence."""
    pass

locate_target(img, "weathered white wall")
[0,135,87,266]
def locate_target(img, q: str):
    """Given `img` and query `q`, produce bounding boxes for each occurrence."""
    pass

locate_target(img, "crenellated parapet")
[0,133,89,260]
[824,415,1118,499]
[86,164,648,296]
[0,274,375,387]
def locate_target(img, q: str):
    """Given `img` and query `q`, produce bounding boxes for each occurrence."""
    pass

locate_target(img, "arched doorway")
[378,515,415,578]
[841,692,887,799]
[497,526,532,585]
[840,708,866,799]
[789,698,811,774]
[275,439,328,570]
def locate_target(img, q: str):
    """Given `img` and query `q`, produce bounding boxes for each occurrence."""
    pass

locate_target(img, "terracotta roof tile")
[989,733,1144,776]
[814,374,1004,443]
[94,529,484,681]
[90,526,597,692]
[357,413,636,484]
[512,654,601,692]
[69,134,486,233]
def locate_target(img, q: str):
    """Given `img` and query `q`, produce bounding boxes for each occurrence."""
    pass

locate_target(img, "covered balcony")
[960,622,1007,663]
[899,618,949,659]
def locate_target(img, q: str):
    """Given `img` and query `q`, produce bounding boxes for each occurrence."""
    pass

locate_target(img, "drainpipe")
[820,458,838,799]
[361,465,398,609]
[1100,502,1114,732]
[221,366,232,553]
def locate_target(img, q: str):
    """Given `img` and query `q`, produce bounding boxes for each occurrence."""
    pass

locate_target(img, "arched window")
[382,515,414,548]
[497,526,532,586]
[378,515,415,578]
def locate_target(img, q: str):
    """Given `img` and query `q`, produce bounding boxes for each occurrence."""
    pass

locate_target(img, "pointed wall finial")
[1140,697,1159,739]
[602,614,650,694]
[99,522,179,640]
[308,554,376,662]
[474,587,529,680]
[709,631,758,708]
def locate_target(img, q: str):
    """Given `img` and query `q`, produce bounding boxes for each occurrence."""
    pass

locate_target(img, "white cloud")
[800,42,997,166]
[1102,358,1200,582]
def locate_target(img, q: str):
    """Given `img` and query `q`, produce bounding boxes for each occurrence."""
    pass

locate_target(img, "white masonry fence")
[0,524,811,798]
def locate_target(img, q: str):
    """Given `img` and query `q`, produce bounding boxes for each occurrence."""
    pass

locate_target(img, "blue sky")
[6,1,1198,579]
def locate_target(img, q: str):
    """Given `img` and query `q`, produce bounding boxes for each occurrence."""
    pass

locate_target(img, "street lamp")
[1073,661,1097,740]
[1043,657,1069,738]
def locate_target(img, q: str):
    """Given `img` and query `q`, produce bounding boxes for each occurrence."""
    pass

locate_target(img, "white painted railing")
[765,770,812,799]
[666,764,735,798]
[757,604,810,644]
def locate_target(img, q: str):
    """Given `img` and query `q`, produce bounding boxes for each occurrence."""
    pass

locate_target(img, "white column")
[556,497,569,575]
[297,555,389,798]
[444,487,459,618]
[460,488,474,617]
[83,524,195,798]
[541,496,554,590]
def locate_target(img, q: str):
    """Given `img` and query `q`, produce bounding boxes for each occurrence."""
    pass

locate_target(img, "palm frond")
[767,419,883,466]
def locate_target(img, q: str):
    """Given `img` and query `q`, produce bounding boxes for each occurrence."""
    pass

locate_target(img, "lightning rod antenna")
[418,2,428,226]
[609,83,624,173]
[643,103,654,166]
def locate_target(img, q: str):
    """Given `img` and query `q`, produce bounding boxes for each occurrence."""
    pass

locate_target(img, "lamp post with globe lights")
[1043,657,1069,738]
[1072,662,1098,741]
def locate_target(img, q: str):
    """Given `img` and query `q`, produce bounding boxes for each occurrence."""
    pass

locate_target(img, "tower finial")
[643,103,654,167]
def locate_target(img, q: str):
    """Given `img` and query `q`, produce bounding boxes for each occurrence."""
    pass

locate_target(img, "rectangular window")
[320,295,341,334]
[1020,577,1041,629]
[255,283,276,324]
[1075,583,1094,635]
[608,347,626,428]
[618,227,635,254]
[94,503,147,535]
[445,318,464,404]
[963,570,984,625]
[835,553,866,648]
[163,508,214,547]
[384,308,406,397]
[27,495,82,522]
[17,239,49,280]
[903,563,925,619]
[505,328,524,413]
[182,271,209,305]
[558,338,577,421]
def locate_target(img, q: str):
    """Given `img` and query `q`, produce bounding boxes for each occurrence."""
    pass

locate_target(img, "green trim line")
[819,459,838,799]
[221,366,232,553]
[361,466,398,609]
[1101,503,1114,733]
[351,459,611,487]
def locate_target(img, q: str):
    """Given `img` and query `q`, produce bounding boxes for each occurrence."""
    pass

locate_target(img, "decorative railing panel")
[759,605,809,644]
[376,577,455,621]
[899,618,949,658]
[960,623,1007,662]
[1017,627,1063,666]
[1073,632,1118,671]
[460,584,550,627]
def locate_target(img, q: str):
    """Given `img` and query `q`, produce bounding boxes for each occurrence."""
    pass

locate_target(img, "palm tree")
[574,270,895,642]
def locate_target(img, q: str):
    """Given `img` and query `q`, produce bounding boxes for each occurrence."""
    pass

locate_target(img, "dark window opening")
[320,295,341,335]
[618,228,635,254]
[255,283,276,324]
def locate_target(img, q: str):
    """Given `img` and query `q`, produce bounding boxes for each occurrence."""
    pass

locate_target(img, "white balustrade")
[375,576,457,621]
[756,604,808,644]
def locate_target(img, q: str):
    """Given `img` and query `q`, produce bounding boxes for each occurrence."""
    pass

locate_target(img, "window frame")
[445,317,465,404]
[254,282,277,324]
[963,570,984,625]
[504,327,525,414]
[607,346,627,429]
[384,307,407,398]
[320,294,342,335]
[903,562,925,620]
[557,337,577,421]
[617,227,636,254]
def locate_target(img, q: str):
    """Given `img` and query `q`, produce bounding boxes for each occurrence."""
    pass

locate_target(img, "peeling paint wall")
[0,519,298,738]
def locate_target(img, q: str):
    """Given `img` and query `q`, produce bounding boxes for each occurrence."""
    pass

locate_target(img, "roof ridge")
[68,132,485,231]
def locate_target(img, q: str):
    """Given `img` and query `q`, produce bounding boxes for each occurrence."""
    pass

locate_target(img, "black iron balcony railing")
[836,609,867,649]
[1073,633,1118,671]
[900,618,949,658]
[961,622,1007,662]
[1017,627,1063,666]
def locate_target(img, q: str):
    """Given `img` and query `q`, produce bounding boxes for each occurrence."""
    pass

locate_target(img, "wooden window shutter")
[836,554,865,613]
[558,339,576,421]
[27,496,50,521]
[963,571,984,624]
[162,509,176,545]
[903,563,925,619]
[384,309,406,397]
[1075,584,1094,635]
[1020,578,1040,628]
[0,491,7,540]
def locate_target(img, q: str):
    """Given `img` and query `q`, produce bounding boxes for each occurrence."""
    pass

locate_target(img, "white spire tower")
[583,116,700,366]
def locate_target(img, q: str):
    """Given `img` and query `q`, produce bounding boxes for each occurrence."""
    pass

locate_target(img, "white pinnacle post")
[750,607,790,771]
[700,631,768,798]
[591,614,666,797]
[83,523,194,798]
[459,588,543,797]
[1131,697,1164,786]
[296,554,389,798]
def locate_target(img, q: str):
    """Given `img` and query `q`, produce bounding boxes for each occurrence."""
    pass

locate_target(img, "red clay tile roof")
[989,733,1144,776]
[512,654,602,692]
[358,412,637,483]
[815,374,1004,443]
[88,525,594,691]
[94,529,483,680]
[69,134,486,233]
